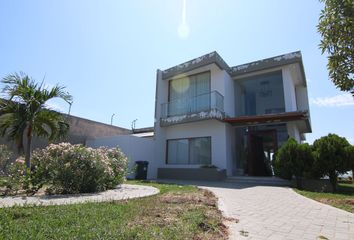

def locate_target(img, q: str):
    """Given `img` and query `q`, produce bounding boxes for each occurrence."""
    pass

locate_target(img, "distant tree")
[318,0,354,95]
[312,134,351,192]
[0,73,72,169]
[344,145,354,179]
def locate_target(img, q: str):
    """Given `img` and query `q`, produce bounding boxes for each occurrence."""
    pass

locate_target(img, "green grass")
[0,180,227,240]
[295,183,354,213]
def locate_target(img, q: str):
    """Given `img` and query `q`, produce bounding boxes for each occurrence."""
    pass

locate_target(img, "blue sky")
[0,0,353,144]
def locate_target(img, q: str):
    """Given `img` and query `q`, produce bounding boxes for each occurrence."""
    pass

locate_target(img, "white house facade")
[87,51,311,180]
[152,51,311,180]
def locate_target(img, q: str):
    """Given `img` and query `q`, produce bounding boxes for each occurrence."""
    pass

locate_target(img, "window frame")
[166,136,212,165]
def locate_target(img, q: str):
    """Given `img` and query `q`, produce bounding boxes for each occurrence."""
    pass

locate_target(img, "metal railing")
[161,91,224,118]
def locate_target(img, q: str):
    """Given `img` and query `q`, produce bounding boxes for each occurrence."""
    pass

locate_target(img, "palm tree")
[0,72,73,169]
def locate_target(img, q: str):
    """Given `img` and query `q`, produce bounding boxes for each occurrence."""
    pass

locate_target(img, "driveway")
[159,180,354,240]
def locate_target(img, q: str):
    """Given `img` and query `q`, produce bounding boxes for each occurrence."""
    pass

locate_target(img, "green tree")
[273,138,298,180]
[273,138,314,188]
[317,0,354,95]
[312,134,351,192]
[0,73,72,169]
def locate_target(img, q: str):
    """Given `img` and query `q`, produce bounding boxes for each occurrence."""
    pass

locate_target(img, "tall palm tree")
[0,72,73,169]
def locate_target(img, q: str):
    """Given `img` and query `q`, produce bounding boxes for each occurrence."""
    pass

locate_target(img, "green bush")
[273,138,298,180]
[31,143,128,194]
[273,138,314,187]
[0,144,13,175]
[312,134,352,192]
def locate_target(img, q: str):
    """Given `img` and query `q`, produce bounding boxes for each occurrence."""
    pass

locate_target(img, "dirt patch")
[317,198,354,213]
[159,189,217,207]
[127,189,228,239]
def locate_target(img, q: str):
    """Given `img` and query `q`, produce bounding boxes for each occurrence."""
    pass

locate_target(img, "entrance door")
[247,130,277,176]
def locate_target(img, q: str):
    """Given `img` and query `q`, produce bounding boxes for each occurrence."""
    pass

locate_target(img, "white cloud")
[44,100,68,113]
[310,93,354,107]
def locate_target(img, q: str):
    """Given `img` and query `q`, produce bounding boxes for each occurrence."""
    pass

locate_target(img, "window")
[238,71,285,116]
[166,137,211,165]
[168,72,211,116]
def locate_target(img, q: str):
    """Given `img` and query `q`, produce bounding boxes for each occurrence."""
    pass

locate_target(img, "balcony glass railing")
[161,91,224,118]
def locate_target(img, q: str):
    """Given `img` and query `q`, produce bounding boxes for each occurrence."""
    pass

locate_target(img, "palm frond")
[33,109,69,141]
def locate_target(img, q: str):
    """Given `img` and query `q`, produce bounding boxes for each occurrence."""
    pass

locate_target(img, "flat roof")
[161,51,306,84]
[162,51,230,79]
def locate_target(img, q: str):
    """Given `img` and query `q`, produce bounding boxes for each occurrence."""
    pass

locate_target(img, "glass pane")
[195,72,210,95]
[238,71,285,116]
[189,137,211,164]
[167,139,189,164]
[168,72,210,116]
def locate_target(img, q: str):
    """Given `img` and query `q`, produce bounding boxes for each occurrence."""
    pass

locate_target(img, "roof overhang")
[161,51,230,79]
[224,111,311,132]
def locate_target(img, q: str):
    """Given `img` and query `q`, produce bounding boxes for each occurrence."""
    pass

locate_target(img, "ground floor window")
[166,137,211,165]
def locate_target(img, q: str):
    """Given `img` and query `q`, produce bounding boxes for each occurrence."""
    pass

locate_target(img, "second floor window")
[168,71,210,116]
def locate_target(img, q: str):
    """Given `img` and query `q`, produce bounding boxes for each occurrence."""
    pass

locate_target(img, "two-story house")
[153,51,311,180]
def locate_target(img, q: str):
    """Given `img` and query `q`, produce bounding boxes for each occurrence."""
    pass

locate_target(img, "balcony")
[160,91,224,126]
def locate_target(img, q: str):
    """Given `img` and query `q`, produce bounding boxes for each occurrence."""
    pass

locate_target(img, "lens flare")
[178,0,189,39]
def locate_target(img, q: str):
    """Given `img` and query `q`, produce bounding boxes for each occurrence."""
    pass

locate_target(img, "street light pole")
[111,113,115,125]
[68,101,73,115]
[131,119,138,132]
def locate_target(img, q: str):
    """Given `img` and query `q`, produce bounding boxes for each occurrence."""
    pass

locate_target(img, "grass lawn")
[0,180,227,240]
[295,183,354,213]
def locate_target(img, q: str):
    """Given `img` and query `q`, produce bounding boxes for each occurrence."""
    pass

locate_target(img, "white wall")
[286,122,301,143]
[295,85,310,111]
[161,120,228,170]
[154,64,236,178]
[86,135,155,179]
[282,66,298,112]
[223,70,235,117]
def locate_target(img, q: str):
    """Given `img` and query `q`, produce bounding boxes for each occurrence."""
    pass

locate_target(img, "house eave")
[161,51,230,79]
[224,111,310,129]
[230,51,308,87]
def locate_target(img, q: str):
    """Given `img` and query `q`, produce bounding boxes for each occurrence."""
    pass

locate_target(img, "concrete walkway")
[0,184,159,207]
[159,180,354,240]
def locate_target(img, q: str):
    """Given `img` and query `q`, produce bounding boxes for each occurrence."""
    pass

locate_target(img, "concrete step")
[225,176,291,186]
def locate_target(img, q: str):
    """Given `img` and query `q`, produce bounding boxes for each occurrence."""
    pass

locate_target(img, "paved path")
[158,180,354,240]
[0,184,159,207]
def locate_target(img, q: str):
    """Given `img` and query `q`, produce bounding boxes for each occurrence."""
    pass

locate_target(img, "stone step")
[225,176,291,186]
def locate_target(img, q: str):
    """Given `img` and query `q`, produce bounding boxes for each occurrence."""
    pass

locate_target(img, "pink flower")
[15,157,25,164]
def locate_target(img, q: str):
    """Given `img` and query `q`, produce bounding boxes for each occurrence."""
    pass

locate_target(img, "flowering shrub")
[5,157,32,195]
[31,143,128,194]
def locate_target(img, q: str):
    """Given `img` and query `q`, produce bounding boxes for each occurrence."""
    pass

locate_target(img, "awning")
[224,111,309,126]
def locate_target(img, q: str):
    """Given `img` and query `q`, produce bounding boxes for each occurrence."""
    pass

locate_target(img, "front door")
[247,130,277,176]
